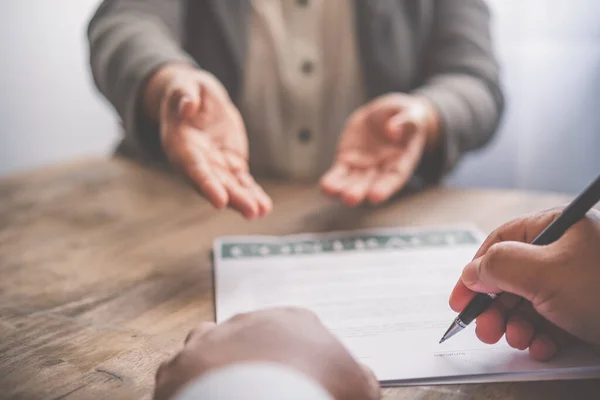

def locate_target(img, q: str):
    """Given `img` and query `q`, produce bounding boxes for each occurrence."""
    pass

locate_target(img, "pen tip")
[439,319,465,344]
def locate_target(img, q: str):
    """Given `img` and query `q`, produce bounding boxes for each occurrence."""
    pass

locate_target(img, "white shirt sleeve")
[174,363,333,400]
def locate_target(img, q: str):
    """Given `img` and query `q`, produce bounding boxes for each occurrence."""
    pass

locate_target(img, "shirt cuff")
[174,363,333,400]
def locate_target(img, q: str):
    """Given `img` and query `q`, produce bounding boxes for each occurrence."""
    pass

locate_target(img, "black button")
[297,0,309,6]
[301,60,315,75]
[298,128,312,143]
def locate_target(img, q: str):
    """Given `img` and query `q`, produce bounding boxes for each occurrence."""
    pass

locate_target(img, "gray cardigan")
[88,0,504,183]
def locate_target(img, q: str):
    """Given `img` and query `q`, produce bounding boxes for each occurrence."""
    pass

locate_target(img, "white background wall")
[0,0,599,194]
[0,0,118,174]
[446,0,600,194]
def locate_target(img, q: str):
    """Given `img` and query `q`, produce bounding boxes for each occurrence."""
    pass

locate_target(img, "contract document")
[213,226,600,385]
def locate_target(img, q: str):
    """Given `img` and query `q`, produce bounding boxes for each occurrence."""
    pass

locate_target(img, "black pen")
[439,174,600,344]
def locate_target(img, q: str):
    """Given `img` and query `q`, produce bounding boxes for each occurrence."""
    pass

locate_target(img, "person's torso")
[183,0,433,180]
[239,0,365,180]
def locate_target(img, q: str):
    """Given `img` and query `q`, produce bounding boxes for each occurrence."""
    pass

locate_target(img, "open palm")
[320,94,431,206]
[160,70,272,219]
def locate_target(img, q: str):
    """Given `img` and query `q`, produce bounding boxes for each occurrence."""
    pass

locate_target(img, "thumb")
[163,84,201,122]
[384,113,417,145]
[461,241,546,302]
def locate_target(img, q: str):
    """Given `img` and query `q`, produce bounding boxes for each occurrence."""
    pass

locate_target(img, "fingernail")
[462,258,481,286]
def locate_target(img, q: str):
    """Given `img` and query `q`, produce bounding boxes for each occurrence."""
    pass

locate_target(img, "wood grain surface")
[1,158,598,399]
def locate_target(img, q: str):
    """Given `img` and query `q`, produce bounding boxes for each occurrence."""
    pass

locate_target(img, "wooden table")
[1,158,599,400]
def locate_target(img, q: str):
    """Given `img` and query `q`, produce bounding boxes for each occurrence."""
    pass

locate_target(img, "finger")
[367,130,424,205]
[529,332,559,361]
[537,320,579,353]
[340,168,377,207]
[179,96,199,121]
[474,294,521,345]
[528,317,573,361]
[505,302,542,351]
[360,364,381,400]
[449,279,477,313]
[449,275,522,315]
[320,164,351,197]
[543,322,573,349]
[237,172,273,217]
[215,168,259,219]
[336,169,367,206]
[155,361,168,386]
[448,207,563,324]
[184,132,228,169]
[506,317,536,351]
[184,161,229,209]
[337,150,376,169]
[475,305,505,345]
[163,85,201,124]
[364,95,405,133]
[185,322,217,345]
[461,242,547,302]
[472,208,563,260]
[384,114,418,145]
[224,150,249,173]
[254,186,274,217]
[367,172,406,205]
[153,355,186,400]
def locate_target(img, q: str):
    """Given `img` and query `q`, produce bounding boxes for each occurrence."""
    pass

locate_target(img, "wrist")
[143,63,194,121]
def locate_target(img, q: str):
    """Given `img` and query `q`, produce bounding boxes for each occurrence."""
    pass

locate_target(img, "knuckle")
[184,329,196,344]
[532,206,562,223]
[482,243,512,277]
[545,205,566,216]
[155,361,168,383]
[169,352,183,367]
[534,207,564,227]
[492,217,525,243]
[485,243,507,264]
[481,229,502,250]
[184,322,216,345]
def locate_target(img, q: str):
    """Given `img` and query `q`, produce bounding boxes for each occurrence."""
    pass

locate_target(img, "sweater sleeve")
[87,0,197,161]
[413,0,505,183]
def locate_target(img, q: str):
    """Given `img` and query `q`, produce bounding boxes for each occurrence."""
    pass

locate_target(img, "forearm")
[87,0,196,156]
[412,0,504,182]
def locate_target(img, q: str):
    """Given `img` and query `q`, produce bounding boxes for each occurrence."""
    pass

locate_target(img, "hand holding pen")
[443,175,600,361]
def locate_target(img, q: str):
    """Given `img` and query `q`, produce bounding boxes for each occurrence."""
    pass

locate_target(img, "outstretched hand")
[147,64,272,219]
[320,94,439,207]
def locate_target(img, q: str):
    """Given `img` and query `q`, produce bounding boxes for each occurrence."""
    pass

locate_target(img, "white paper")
[213,226,600,385]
